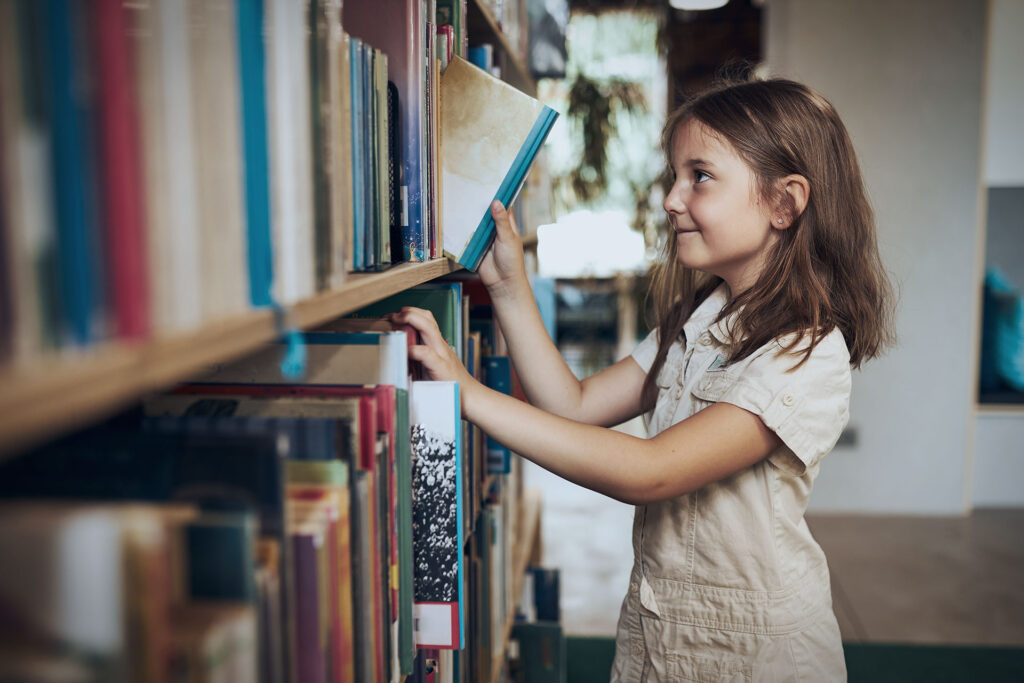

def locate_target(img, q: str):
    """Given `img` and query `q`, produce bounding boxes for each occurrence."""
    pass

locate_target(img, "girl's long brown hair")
[641,78,896,410]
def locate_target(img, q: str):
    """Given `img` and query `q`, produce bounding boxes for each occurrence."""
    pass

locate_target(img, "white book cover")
[439,56,558,271]
[410,380,463,650]
[190,0,249,321]
[132,0,204,334]
[287,0,317,299]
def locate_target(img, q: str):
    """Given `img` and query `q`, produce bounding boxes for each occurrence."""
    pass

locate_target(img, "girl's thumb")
[491,201,508,238]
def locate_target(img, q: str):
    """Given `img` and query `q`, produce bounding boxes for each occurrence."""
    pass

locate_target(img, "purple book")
[292,533,326,683]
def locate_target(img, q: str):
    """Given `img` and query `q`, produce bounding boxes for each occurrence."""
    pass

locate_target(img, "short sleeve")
[717,330,852,476]
[631,329,659,373]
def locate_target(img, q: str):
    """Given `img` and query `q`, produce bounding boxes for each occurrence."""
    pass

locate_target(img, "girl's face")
[663,119,781,295]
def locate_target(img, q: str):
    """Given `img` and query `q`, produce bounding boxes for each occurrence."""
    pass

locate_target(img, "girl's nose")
[664,181,687,216]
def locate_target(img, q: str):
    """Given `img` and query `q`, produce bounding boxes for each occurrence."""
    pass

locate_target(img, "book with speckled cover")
[439,56,557,271]
[410,380,463,650]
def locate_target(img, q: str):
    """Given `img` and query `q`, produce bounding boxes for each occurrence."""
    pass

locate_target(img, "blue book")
[236,0,274,307]
[483,356,513,474]
[46,0,105,346]
[467,45,492,71]
[362,42,376,270]
[350,37,365,271]
[439,56,558,271]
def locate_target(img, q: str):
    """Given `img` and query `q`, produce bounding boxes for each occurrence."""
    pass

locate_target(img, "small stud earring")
[776,218,783,224]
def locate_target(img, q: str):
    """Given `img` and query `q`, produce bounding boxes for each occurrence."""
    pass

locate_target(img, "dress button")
[632,643,644,656]
[782,393,796,406]
[701,381,711,392]
[674,387,683,400]
[699,332,712,346]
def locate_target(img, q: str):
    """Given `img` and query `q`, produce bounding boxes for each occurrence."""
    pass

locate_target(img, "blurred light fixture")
[669,0,728,9]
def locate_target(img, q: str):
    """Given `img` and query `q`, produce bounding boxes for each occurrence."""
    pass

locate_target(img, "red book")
[93,0,149,339]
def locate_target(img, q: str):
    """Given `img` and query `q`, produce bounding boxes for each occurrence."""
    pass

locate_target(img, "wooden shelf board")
[0,259,459,459]
[490,488,542,683]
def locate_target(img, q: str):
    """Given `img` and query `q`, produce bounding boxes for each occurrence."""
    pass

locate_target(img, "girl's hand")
[388,307,475,388]
[477,201,528,297]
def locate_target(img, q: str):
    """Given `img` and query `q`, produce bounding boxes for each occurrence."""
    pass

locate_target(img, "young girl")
[392,78,893,682]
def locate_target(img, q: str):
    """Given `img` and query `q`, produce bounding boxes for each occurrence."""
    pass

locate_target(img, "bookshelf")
[467,0,536,96]
[0,1,550,680]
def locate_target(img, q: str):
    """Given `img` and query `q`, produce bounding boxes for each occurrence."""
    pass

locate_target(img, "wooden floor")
[526,460,1024,645]
[810,509,1024,646]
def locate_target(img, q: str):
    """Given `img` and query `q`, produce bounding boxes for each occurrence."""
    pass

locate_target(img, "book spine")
[292,533,328,683]
[0,0,54,359]
[349,37,364,271]
[236,0,275,308]
[376,50,391,270]
[190,0,249,321]
[387,81,403,265]
[483,356,512,474]
[362,43,375,271]
[338,31,355,280]
[266,0,297,303]
[47,0,106,347]
[326,2,348,289]
[156,0,204,332]
[93,0,150,340]
[309,0,332,291]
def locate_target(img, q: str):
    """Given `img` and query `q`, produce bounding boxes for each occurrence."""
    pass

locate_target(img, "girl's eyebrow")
[685,158,713,168]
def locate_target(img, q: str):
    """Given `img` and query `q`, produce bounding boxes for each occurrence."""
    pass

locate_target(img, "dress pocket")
[665,651,753,683]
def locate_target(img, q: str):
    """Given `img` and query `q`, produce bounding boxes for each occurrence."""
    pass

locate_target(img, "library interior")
[0,0,1022,681]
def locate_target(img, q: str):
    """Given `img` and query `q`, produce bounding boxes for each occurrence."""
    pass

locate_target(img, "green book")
[353,282,462,358]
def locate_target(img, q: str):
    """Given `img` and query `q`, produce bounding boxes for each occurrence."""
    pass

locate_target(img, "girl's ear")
[773,174,810,229]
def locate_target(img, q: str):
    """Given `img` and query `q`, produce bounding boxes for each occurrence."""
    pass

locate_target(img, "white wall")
[983,0,1024,187]
[971,0,1024,508]
[765,0,988,513]
[973,414,1024,507]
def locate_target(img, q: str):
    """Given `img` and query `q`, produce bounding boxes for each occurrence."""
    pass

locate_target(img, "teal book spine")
[237,0,274,307]
[459,107,558,271]
[47,0,105,346]
[350,37,365,271]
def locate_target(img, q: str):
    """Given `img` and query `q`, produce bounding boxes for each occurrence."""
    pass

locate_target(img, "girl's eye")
[695,170,711,184]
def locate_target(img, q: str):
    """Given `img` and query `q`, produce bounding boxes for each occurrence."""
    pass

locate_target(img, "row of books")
[0,0,396,356]
[0,0,553,367]
[0,280,526,682]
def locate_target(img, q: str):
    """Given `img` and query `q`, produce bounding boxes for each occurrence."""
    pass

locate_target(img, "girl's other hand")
[478,200,527,297]
[388,307,475,388]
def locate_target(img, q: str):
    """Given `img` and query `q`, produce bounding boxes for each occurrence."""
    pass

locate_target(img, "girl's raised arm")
[475,201,645,427]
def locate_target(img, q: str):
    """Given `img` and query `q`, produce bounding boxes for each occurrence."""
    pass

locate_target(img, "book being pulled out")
[440,56,558,271]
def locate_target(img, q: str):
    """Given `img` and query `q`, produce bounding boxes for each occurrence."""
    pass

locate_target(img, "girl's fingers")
[391,307,448,351]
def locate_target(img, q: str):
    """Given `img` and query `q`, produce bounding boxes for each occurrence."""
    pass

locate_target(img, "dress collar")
[682,282,733,346]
